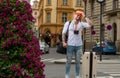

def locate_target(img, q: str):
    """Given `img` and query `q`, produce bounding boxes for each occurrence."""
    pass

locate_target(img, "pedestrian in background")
[62,10,93,78]
[96,38,99,44]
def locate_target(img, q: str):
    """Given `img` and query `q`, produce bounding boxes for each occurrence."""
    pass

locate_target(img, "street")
[42,48,120,78]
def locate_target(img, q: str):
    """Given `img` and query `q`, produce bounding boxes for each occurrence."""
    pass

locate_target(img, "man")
[62,10,93,78]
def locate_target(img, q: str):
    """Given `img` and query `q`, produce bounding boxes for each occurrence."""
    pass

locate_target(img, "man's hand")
[85,17,93,26]
[63,42,67,48]
[81,12,85,18]
[62,33,67,48]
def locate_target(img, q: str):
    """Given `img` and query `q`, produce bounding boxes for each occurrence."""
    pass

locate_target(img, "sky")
[30,0,34,5]
[30,0,39,5]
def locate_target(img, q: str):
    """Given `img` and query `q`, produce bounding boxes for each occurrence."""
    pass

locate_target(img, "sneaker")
[65,75,69,78]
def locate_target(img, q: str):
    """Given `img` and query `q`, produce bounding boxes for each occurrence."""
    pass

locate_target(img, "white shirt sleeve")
[81,22,91,28]
[62,21,69,34]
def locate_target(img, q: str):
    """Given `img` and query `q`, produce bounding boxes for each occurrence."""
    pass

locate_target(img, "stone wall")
[84,42,96,52]
[116,40,120,52]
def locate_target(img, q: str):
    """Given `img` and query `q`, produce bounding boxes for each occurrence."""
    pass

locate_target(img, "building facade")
[85,0,120,52]
[32,0,40,38]
[27,0,30,3]
[38,0,84,47]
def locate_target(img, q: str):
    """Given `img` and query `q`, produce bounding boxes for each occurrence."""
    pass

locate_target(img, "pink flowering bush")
[0,0,45,78]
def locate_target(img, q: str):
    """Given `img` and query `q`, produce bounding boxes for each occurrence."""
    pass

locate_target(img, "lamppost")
[96,0,105,61]
[83,0,87,53]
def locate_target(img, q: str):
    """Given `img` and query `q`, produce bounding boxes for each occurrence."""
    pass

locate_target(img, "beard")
[74,15,81,21]
[76,17,80,20]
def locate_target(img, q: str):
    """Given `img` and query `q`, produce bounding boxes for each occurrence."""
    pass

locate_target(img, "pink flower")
[11,65,17,71]
[6,24,11,28]
[22,14,28,20]
[28,64,33,68]
[25,75,31,78]
[34,74,41,78]
[13,39,17,44]
[1,44,5,49]
[0,27,5,32]
[12,77,15,78]
[6,0,10,2]
[16,0,20,6]
[1,55,8,59]
[26,52,31,59]
[1,21,5,24]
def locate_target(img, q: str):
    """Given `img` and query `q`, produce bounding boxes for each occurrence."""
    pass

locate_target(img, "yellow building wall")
[38,0,84,47]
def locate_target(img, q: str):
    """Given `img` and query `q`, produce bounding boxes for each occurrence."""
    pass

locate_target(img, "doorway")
[112,23,117,44]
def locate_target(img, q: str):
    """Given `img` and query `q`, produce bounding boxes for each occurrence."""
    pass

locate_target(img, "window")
[47,0,51,5]
[76,0,82,6]
[34,12,37,15]
[91,1,94,16]
[46,13,51,23]
[62,13,67,23]
[35,4,37,8]
[63,0,68,5]
[113,0,118,9]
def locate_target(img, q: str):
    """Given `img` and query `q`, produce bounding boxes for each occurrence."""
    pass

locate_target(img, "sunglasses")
[76,13,83,17]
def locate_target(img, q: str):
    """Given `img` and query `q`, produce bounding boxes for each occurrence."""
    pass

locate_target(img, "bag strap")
[66,21,71,33]
[65,21,71,42]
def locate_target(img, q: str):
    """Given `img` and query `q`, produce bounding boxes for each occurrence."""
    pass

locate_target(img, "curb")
[53,59,120,64]
[98,60,120,64]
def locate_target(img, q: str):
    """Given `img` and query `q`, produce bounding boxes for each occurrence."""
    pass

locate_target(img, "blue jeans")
[65,45,82,76]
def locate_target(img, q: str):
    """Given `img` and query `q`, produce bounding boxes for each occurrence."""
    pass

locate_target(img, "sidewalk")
[54,52,120,64]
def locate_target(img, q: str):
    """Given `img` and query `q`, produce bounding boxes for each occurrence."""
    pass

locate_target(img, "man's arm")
[85,17,93,26]
[81,12,93,26]
[62,33,66,43]
[62,21,69,48]
[62,21,69,42]
[62,33,67,48]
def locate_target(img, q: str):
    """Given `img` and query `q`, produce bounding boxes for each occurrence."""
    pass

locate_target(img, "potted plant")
[0,0,45,78]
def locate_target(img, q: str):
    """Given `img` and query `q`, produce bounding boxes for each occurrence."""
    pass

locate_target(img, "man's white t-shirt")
[62,20,91,46]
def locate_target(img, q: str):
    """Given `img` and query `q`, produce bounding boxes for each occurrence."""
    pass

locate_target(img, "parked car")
[92,40,116,54]
[56,42,66,54]
[39,41,49,54]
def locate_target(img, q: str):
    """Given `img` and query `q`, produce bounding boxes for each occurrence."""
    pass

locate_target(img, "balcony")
[104,8,120,16]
